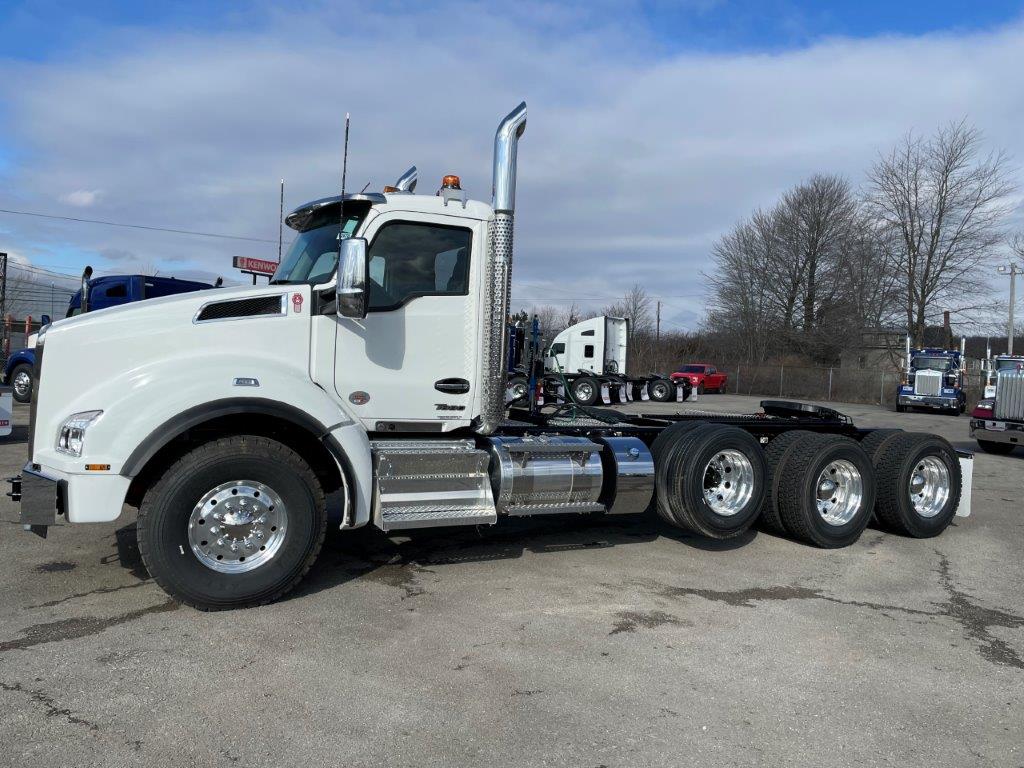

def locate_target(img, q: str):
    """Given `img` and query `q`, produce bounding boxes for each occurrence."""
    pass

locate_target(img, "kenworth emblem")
[292,293,304,313]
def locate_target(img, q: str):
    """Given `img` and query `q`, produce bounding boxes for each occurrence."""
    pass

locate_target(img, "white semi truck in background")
[7,103,971,610]
[507,315,686,406]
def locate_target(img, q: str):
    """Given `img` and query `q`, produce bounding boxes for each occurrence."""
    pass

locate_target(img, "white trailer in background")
[539,316,688,406]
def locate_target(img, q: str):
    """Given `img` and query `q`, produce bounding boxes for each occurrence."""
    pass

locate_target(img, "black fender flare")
[120,397,346,478]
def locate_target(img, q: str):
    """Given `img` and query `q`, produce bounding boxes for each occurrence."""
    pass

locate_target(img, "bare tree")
[865,121,1015,347]
[603,283,653,335]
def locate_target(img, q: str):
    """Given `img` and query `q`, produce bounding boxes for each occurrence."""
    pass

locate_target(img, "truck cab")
[897,346,967,415]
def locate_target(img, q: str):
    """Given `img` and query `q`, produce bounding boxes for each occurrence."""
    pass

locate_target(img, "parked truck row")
[506,315,692,407]
[6,103,972,610]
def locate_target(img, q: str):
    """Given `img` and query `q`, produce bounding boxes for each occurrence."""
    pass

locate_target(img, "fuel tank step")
[370,439,497,531]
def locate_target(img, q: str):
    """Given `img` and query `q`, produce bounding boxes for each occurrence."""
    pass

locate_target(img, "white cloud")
[0,4,1022,329]
[59,189,102,207]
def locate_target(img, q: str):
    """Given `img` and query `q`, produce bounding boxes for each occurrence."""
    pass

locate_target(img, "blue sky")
[3,0,1021,58]
[1,1,1023,326]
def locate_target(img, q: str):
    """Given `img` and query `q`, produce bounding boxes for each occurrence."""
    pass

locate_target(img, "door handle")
[435,378,470,394]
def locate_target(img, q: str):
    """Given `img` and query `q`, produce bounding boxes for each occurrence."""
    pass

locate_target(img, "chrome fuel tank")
[487,435,604,516]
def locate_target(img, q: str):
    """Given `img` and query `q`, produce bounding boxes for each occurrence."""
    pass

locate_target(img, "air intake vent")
[196,295,284,322]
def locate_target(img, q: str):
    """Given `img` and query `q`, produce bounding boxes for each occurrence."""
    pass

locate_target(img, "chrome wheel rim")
[12,371,31,398]
[909,456,949,518]
[510,382,527,399]
[575,382,594,401]
[652,383,669,399]
[703,449,755,516]
[815,459,863,526]
[188,480,287,573]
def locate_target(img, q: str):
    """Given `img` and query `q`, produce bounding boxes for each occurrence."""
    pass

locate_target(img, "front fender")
[33,353,373,526]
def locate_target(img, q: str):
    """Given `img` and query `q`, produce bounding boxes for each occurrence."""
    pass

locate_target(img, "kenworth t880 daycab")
[7,104,973,610]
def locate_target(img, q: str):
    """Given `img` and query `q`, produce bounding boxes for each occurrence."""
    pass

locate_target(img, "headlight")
[55,410,103,457]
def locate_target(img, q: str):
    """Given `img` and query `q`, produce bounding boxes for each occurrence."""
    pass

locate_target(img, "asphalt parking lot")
[1,394,1022,768]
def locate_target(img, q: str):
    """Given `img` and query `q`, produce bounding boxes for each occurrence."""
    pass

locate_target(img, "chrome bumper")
[899,394,957,409]
[970,419,1024,447]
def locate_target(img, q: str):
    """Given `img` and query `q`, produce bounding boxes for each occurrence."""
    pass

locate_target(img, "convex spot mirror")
[336,237,369,319]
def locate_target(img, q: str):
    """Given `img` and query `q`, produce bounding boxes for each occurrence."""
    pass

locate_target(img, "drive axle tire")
[976,439,1015,455]
[776,434,876,548]
[137,435,327,611]
[649,378,674,402]
[760,430,816,535]
[858,429,903,464]
[873,433,961,538]
[571,376,600,406]
[657,424,767,539]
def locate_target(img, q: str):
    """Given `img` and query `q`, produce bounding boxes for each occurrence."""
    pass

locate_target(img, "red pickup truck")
[671,364,728,394]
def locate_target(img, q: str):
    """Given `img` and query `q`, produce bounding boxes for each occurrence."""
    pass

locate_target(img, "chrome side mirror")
[336,237,368,319]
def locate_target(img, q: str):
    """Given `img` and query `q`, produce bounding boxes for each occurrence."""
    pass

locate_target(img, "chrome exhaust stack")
[394,166,418,192]
[476,102,527,435]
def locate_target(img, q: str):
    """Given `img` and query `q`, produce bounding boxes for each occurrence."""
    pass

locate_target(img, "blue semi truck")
[3,268,217,403]
[896,338,968,415]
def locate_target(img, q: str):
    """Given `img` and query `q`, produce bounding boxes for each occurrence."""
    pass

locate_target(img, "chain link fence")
[726,363,984,408]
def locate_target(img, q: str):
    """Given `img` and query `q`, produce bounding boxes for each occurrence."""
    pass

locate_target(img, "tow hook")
[6,475,21,502]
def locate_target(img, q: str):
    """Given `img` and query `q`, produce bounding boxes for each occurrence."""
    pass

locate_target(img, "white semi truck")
[506,315,684,406]
[7,104,971,610]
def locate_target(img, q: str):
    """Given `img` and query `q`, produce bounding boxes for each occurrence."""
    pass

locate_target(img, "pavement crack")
[633,579,942,618]
[0,600,178,654]
[25,580,152,609]
[934,550,1024,670]
[0,680,99,731]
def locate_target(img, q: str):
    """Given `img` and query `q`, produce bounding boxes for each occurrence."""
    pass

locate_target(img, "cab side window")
[367,221,472,311]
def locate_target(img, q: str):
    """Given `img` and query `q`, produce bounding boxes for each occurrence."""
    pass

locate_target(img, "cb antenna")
[337,112,350,248]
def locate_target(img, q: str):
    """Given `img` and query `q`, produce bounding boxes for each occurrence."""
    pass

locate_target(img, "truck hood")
[31,282,315,470]
[47,283,265,334]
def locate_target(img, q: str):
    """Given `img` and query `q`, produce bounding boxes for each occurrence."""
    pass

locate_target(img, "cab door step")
[371,439,497,531]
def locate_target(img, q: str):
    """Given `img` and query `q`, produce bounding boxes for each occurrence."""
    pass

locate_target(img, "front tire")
[137,435,327,610]
[10,363,33,403]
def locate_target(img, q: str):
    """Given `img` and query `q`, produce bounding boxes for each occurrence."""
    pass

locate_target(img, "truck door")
[334,212,482,431]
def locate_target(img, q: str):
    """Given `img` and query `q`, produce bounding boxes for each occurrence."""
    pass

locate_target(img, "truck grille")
[913,369,942,396]
[994,369,1024,422]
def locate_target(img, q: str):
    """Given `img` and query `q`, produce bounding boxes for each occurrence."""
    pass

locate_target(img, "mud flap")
[640,384,650,401]
[600,383,611,404]
[955,451,973,517]
[675,384,684,402]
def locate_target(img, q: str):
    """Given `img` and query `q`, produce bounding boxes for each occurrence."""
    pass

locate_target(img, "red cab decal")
[292,293,304,313]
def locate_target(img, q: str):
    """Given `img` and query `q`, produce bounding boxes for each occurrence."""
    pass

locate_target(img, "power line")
[0,207,277,244]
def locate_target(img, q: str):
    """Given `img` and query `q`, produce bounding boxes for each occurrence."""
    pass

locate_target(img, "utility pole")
[656,300,661,342]
[998,263,1023,355]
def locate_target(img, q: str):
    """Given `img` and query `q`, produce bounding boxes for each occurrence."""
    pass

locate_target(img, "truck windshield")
[912,357,951,371]
[677,365,704,373]
[272,213,364,285]
[996,359,1024,371]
